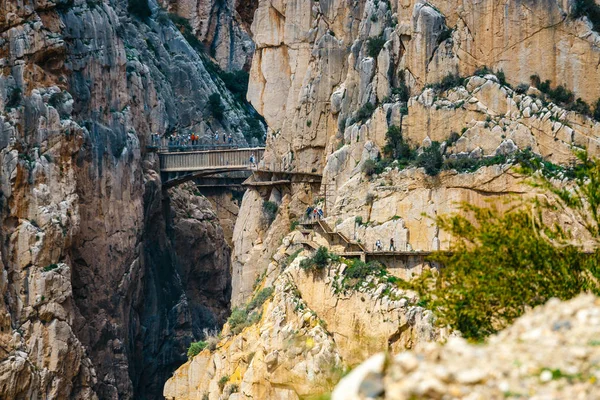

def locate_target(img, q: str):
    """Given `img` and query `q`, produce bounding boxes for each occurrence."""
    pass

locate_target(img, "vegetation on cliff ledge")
[413,152,600,340]
[227,287,274,335]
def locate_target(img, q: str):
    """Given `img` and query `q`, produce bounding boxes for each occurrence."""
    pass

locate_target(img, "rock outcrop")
[160,0,257,71]
[333,294,600,399]
[165,235,444,400]
[0,0,251,398]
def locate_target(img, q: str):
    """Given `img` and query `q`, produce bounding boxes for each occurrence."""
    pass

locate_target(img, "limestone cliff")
[177,0,600,398]
[160,0,258,71]
[232,0,600,305]
[0,0,254,398]
[165,235,443,400]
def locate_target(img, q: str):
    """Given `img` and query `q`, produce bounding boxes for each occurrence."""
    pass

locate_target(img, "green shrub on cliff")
[366,36,386,58]
[227,287,275,335]
[187,341,207,359]
[572,0,600,32]
[416,141,444,176]
[594,98,600,122]
[300,247,338,271]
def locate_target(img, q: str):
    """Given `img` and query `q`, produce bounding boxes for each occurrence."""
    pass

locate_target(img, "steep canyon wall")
[166,0,600,398]
[0,0,254,398]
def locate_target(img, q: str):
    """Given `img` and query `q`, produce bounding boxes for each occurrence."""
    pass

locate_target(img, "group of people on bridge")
[150,131,237,150]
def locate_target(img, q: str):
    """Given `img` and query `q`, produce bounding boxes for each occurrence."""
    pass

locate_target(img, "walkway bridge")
[158,147,265,188]
[156,146,323,188]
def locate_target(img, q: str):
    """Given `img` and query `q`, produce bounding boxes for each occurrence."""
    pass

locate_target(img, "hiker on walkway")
[312,208,318,220]
[228,133,233,144]
[389,238,395,252]
[214,132,219,143]
[306,206,313,218]
[223,132,227,143]
[375,239,382,251]
[317,208,324,219]
[249,153,256,168]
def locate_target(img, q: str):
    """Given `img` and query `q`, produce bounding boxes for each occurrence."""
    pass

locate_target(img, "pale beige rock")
[334,295,600,399]
[166,238,444,400]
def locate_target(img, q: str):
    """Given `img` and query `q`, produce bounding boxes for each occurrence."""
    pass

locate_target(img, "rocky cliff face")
[165,234,444,400]
[0,0,254,398]
[165,0,600,398]
[160,0,258,71]
[232,0,600,305]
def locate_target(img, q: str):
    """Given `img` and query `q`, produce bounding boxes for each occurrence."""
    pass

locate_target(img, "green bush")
[362,159,378,176]
[594,98,600,122]
[355,102,376,123]
[443,149,573,178]
[496,69,507,86]
[208,93,225,120]
[383,125,414,162]
[474,66,491,76]
[445,131,460,147]
[413,152,600,341]
[437,27,453,44]
[220,70,249,102]
[263,201,279,225]
[392,70,410,102]
[128,0,151,19]
[515,83,529,94]
[227,308,249,331]
[246,117,266,143]
[430,73,463,92]
[43,264,59,272]
[300,246,337,271]
[187,341,207,358]
[227,287,275,334]
[567,98,592,116]
[218,375,230,390]
[414,204,600,341]
[526,76,594,116]
[416,141,444,176]
[366,36,386,58]
[247,287,274,311]
[344,259,377,281]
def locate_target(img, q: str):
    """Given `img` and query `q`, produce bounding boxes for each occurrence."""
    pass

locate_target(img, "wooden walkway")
[159,147,265,172]
[158,147,264,188]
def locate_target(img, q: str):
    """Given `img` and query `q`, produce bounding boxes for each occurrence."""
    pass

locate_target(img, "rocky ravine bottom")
[334,294,600,400]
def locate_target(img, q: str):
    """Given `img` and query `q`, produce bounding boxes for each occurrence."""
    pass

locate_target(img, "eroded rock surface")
[0,1,245,398]
[333,295,600,400]
[165,236,444,400]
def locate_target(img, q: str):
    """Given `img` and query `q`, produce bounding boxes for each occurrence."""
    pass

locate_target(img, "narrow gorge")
[1,0,600,400]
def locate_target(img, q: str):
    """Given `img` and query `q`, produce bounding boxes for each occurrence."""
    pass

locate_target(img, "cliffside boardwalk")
[155,146,266,187]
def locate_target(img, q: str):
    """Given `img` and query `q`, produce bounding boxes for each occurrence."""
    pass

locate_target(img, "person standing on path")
[389,238,395,252]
